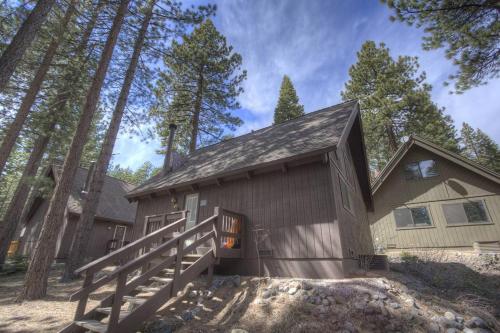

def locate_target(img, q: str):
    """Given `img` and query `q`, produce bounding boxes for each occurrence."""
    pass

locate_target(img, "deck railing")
[66,207,244,333]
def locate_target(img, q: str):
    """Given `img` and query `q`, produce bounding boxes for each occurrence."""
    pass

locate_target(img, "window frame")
[393,205,435,230]
[442,199,493,227]
[404,159,439,181]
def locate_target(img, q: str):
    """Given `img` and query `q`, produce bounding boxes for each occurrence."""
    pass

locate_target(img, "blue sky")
[112,0,500,170]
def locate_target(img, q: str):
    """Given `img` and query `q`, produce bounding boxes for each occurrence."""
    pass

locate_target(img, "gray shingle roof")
[52,165,137,224]
[128,100,358,198]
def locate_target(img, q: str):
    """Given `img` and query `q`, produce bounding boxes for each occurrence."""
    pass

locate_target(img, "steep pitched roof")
[51,165,137,224]
[128,100,360,198]
[371,135,500,194]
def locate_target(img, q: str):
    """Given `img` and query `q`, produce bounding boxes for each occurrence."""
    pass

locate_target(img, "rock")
[434,317,463,330]
[188,290,198,298]
[343,321,356,333]
[197,296,204,305]
[231,329,248,333]
[335,295,347,304]
[428,322,440,333]
[456,316,464,324]
[465,317,489,329]
[228,275,241,287]
[181,310,194,321]
[302,281,313,290]
[262,290,272,299]
[289,281,301,290]
[319,292,327,299]
[322,298,330,306]
[203,290,214,299]
[463,328,493,333]
[288,287,298,295]
[389,302,400,309]
[143,319,175,333]
[353,302,365,310]
[444,311,456,321]
[446,328,460,333]
[326,296,335,304]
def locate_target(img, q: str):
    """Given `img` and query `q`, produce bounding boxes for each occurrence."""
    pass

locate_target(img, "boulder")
[288,287,298,295]
[465,317,489,329]
[444,311,456,321]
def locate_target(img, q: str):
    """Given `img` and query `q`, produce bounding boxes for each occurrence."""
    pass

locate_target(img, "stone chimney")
[163,123,177,175]
[82,162,95,195]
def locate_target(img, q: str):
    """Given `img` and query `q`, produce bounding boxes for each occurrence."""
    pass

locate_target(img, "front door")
[184,193,199,230]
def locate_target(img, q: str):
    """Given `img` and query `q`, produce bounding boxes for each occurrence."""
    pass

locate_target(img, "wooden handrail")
[75,217,186,275]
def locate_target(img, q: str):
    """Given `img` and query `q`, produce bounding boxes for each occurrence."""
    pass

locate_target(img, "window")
[339,177,353,213]
[404,160,439,180]
[394,206,432,228]
[442,200,489,225]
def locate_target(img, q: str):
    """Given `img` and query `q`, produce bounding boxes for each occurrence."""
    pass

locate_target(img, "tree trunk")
[0,1,77,177]
[0,128,52,267]
[62,0,155,281]
[0,0,56,93]
[189,72,204,153]
[0,0,103,267]
[19,0,130,300]
[385,122,399,153]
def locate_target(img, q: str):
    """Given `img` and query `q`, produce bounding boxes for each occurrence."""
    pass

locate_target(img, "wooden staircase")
[60,207,244,333]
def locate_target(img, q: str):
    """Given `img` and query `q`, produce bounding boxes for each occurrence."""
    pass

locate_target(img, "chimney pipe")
[163,123,177,175]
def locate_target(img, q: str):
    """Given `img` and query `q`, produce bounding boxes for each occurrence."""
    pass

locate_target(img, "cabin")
[369,136,500,253]
[19,164,138,261]
[126,100,374,279]
[63,100,376,333]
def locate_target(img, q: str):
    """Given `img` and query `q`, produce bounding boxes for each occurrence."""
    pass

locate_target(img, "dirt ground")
[0,256,499,333]
[0,267,115,333]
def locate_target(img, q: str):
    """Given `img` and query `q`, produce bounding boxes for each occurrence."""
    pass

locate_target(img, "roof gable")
[371,136,500,194]
[128,100,360,198]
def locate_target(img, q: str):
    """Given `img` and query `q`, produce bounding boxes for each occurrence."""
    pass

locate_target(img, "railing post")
[108,273,126,333]
[240,215,245,258]
[212,207,222,258]
[74,271,94,320]
[172,237,184,294]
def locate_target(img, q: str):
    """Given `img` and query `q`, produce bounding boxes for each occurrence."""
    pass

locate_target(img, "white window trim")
[394,205,435,230]
[442,199,494,227]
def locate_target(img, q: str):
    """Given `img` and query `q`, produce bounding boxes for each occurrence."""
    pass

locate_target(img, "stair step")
[183,254,202,260]
[123,295,148,305]
[151,276,173,283]
[95,307,131,317]
[137,285,161,292]
[75,320,107,333]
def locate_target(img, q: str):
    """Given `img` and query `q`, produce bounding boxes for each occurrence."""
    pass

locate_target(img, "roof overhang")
[371,135,500,195]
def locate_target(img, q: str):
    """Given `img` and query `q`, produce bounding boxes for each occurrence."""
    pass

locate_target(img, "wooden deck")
[60,207,244,333]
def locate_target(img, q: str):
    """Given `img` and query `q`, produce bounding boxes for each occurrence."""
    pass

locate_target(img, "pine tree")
[0,0,56,92]
[20,0,131,300]
[153,19,246,153]
[108,162,160,185]
[383,0,500,93]
[273,75,304,124]
[342,41,459,170]
[460,123,500,173]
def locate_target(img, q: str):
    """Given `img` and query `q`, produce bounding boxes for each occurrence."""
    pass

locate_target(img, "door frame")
[113,224,127,247]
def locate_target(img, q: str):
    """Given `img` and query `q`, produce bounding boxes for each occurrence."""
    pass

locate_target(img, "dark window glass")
[443,201,489,225]
[419,160,439,178]
[405,160,439,180]
[394,207,432,228]
[404,162,421,180]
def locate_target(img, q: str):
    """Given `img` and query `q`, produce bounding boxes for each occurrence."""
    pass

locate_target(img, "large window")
[404,160,439,180]
[442,200,490,225]
[394,206,432,228]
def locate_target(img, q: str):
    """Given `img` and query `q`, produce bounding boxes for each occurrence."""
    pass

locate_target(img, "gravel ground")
[0,267,115,333]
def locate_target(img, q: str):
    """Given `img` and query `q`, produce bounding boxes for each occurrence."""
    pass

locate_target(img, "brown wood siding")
[369,146,500,249]
[134,161,342,260]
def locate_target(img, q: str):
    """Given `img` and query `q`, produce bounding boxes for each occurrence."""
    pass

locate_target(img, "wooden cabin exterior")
[126,101,374,278]
[369,136,500,253]
[19,164,138,261]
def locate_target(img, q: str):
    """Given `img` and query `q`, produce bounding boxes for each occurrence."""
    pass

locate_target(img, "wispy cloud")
[112,0,500,170]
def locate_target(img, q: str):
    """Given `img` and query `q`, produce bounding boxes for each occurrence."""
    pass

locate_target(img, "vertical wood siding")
[134,161,344,260]
[369,146,500,249]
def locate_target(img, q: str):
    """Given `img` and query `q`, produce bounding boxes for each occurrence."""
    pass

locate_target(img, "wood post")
[108,273,126,332]
[74,271,94,320]
[213,207,221,259]
[172,237,184,294]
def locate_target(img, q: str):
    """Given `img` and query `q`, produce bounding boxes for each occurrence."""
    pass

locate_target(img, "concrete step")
[75,320,107,333]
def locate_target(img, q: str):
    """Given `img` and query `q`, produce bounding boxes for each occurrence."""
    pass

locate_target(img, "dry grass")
[0,267,115,333]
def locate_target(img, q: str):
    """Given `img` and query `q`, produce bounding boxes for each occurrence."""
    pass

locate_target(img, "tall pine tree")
[461,123,500,173]
[342,41,458,170]
[152,19,246,153]
[273,75,304,124]
[383,0,499,93]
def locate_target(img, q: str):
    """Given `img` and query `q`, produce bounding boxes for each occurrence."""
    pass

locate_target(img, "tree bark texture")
[62,0,155,281]
[0,0,56,93]
[189,72,204,153]
[0,1,77,177]
[20,0,130,300]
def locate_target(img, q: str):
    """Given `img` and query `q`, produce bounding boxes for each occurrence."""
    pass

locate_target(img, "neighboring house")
[126,100,374,278]
[369,136,500,253]
[20,164,138,261]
